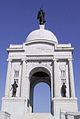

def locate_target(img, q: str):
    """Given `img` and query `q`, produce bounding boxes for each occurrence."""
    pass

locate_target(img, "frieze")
[26,56,53,61]
[36,47,52,53]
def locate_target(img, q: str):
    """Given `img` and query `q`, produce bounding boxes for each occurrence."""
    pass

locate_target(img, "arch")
[29,66,51,80]
[29,67,51,113]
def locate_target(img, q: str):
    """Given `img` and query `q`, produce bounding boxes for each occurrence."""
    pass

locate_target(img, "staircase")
[24,113,54,119]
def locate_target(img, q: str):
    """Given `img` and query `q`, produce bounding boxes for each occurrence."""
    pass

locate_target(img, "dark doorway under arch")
[30,70,51,113]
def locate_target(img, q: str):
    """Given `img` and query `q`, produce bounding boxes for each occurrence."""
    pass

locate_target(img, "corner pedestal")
[1,97,27,119]
[53,97,78,119]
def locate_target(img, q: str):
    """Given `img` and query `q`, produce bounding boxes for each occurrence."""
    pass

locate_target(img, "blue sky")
[0,0,80,111]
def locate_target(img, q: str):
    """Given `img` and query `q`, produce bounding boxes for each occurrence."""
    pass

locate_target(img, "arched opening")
[29,68,51,113]
[33,82,51,113]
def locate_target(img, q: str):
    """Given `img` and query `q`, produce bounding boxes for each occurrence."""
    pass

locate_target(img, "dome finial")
[37,8,46,25]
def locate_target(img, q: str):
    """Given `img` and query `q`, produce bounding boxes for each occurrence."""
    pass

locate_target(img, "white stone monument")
[0,10,79,119]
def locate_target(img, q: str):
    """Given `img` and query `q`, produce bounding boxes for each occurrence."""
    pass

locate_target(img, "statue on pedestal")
[61,82,66,97]
[11,81,18,97]
[37,8,46,25]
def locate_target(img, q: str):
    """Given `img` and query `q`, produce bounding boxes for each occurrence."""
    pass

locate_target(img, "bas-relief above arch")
[24,42,55,55]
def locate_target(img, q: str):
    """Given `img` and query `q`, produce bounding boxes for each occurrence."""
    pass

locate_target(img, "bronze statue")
[11,81,18,97]
[37,8,46,25]
[61,82,66,97]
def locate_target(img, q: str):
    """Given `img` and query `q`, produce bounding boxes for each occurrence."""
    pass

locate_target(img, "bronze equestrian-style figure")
[37,8,46,25]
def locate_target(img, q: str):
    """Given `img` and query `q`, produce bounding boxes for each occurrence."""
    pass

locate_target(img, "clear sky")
[0,0,80,111]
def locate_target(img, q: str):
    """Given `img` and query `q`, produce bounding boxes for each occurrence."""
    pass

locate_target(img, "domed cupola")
[26,25,58,43]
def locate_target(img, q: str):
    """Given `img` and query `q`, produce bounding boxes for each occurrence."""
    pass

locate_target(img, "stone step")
[24,113,54,119]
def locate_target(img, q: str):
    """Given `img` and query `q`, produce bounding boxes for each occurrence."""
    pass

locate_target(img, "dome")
[26,25,58,43]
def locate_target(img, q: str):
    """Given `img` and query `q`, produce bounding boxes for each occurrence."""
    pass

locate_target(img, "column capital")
[21,59,28,64]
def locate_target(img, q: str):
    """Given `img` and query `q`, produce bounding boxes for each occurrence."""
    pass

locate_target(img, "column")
[53,59,57,97]
[51,72,53,99]
[19,61,23,97]
[68,59,75,97]
[5,59,12,97]
[21,59,26,97]
[25,74,30,106]
[25,60,30,101]
[50,68,54,115]
[26,75,30,100]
